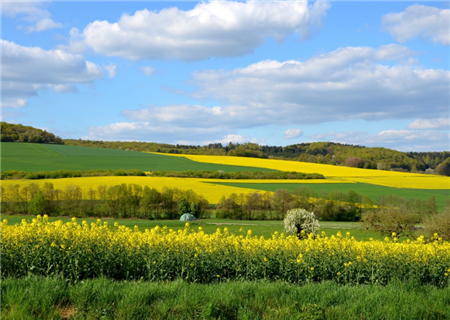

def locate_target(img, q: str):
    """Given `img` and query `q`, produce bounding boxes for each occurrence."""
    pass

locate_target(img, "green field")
[212,182,450,210]
[1,143,274,173]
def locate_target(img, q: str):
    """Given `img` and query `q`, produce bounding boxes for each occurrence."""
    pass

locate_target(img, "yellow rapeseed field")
[0,176,266,203]
[2,216,449,286]
[158,153,450,190]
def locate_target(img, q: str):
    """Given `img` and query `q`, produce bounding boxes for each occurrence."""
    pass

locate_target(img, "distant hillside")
[65,139,450,176]
[1,122,63,144]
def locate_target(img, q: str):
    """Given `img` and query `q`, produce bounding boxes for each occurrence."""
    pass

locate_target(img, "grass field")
[1,143,274,173]
[1,214,381,241]
[2,277,449,319]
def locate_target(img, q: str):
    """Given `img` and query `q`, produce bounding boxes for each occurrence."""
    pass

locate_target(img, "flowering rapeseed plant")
[1,216,449,286]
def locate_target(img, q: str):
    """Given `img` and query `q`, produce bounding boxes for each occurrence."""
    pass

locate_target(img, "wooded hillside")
[1,122,63,144]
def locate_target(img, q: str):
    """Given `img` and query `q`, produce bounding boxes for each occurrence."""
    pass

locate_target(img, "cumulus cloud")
[407,118,450,130]
[307,130,450,152]
[91,44,448,147]
[2,2,63,32]
[71,1,330,61]
[2,40,104,109]
[189,44,449,124]
[104,64,117,79]
[382,4,450,45]
[284,128,304,140]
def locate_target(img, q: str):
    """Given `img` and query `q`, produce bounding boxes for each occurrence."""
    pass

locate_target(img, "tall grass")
[2,277,449,319]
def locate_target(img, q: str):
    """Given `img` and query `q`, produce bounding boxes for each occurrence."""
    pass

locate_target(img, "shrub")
[284,208,320,239]
[423,205,450,240]
[361,206,417,238]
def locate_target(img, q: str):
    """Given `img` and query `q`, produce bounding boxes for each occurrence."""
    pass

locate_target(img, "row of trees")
[215,187,440,222]
[1,169,146,180]
[1,183,442,223]
[1,183,209,220]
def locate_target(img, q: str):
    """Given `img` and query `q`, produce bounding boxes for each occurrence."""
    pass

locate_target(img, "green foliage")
[361,205,419,238]
[29,191,48,216]
[1,122,63,144]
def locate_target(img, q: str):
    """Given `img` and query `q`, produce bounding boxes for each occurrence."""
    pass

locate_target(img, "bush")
[361,206,418,238]
[284,208,320,239]
[423,205,450,240]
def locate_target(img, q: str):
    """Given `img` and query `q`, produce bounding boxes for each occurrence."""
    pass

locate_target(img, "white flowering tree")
[284,208,320,239]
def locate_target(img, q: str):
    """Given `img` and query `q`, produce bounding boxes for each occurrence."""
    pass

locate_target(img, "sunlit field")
[0,176,265,204]
[158,153,450,189]
[2,216,449,286]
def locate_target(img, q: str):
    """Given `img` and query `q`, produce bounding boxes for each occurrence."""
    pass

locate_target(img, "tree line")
[1,183,441,223]
[1,183,210,220]
[1,169,323,180]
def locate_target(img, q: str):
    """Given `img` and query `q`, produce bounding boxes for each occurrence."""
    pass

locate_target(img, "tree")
[284,208,320,239]
[29,191,48,216]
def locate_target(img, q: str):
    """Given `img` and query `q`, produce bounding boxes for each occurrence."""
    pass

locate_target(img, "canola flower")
[158,153,450,190]
[2,216,449,286]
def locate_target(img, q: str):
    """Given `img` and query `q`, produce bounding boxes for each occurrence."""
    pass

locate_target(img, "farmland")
[2,143,449,319]
[162,153,450,189]
[0,143,274,173]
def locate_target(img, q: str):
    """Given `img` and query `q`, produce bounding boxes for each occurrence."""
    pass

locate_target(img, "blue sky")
[2,1,449,151]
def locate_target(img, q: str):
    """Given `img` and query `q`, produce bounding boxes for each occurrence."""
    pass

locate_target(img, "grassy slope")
[2,277,449,320]
[210,182,450,210]
[1,143,274,173]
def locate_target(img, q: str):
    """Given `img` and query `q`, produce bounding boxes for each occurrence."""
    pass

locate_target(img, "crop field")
[2,216,449,286]
[0,176,266,204]
[1,143,274,173]
[163,153,450,189]
[210,182,450,209]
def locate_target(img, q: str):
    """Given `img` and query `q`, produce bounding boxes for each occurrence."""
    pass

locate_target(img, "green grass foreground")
[1,277,449,320]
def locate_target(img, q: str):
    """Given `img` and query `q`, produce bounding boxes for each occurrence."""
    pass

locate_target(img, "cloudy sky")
[2,1,449,151]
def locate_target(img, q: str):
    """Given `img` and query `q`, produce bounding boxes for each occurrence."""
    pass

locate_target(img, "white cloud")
[2,2,63,32]
[284,128,304,140]
[188,44,449,124]
[307,130,450,152]
[382,4,450,45]
[104,64,117,79]
[2,40,104,108]
[407,118,450,130]
[86,121,226,144]
[142,66,156,77]
[73,1,330,61]
[216,134,259,145]
[1,98,28,109]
